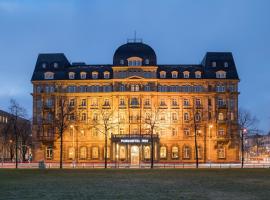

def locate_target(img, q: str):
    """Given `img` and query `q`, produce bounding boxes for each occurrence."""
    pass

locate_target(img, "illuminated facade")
[31,40,240,164]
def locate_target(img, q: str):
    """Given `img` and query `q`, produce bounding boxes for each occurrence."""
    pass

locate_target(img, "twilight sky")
[0,0,269,132]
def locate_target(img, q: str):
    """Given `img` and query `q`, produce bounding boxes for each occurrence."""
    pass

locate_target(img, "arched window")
[184,128,190,136]
[91,147,99,159]
[212,61,217,67]
[144,146,150,159]
[172,146,179,159]
[217,145,226,159]
[184,113,189,121]
[160,71,166,78]
[119,146,126,159]
[53,62,58,68]
[120,59,124,65]
[195,71,201,78]
[41,63,47,69]
[127,57,142,66]
[171,71,178,78]
[183,71,190,78]
[92,71,98,79]
[183,146,191,159]
[145,59,150,65]
[80,72,86,79]
[44,72,54,80]
[69,72,75,79]
[68,147,75,160]
[80,147,87,159]
[224,62,229,68]
[104,71,110,79]
[216,70,226,78]
[195,112,201,121]
[160,146,167,159]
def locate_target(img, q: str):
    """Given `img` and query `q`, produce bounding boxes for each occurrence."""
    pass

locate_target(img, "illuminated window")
[216,70,226,78]
[160,146,167,159]
[119,146,126,159]
[218,113,224,121]
[92,71,98,79]
[46,146,53,160]
[44,72,54,80]
[92,147,99,159]
[80,147,87,159]
[172,146,179,159]
[80,72,86,79]
[183,71,190,78]
[183,146,191,159]
[217,146,226,159]
[131,85,139,92]
[104,71,110,79]
[144,146,150,159]
[160,71,166,78]
[172,71,178,78]
[68,72,75,79]
[68,147,75,160]
[127,57,142,66]
[195,71,201,78]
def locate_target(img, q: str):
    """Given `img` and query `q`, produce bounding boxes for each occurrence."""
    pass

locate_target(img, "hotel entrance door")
[131,145,139,166]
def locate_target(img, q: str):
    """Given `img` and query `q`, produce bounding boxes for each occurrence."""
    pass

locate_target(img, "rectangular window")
[46,147,53,160]
[218,147,226,159]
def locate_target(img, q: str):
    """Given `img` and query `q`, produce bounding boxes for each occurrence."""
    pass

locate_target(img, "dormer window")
[127,57,142,66]
[104,71,110,79]
[216,70,226,78]
[172,71,178,79]
[53,62,58,68]
[224,62,229,68]
[92,71,98,79]
[44,72,54,80]
[195,71,201,78]
[160,71,166,78]
[212,61,217,67]
[145,59,149,65]
[183,71,190,78]
[120,59,124,65]
[42,63,47,69]
[80,72,86,79]
[69,72,75,79]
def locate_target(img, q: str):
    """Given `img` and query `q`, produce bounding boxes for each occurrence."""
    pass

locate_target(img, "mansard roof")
[31,44,239,81]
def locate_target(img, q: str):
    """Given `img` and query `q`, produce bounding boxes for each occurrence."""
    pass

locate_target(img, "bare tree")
[238,108,258,168]
[91,108,118,169]
[54,96,74,169]
[17,119,32,162]
[143,105,160,169]
[8,99,27,168]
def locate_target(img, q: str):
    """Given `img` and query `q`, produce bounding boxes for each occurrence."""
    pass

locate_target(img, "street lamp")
[241,128,248,168]
[208,124,213,164]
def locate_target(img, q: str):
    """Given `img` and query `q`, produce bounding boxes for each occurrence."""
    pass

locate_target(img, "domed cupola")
[113,42,157,66]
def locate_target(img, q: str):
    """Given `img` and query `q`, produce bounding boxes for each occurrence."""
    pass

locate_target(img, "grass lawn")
[0,169,270,200]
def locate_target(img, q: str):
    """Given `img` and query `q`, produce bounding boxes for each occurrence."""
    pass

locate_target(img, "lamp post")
[241,128,247,168]
[70,125,75,167]
[208,124,213,165]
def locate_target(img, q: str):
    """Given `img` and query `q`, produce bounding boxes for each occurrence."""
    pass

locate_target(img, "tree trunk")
[241,131,244,168]
[194,130,199,168]
[150,131,154,169]
[104,132,107,169]
[60,132,63,169]
[15,127,18,169]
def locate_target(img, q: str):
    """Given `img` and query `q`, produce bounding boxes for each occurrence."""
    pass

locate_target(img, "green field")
[0,169,269,200]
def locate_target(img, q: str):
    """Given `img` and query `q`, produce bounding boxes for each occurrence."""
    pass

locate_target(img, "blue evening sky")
[0,0,269,132]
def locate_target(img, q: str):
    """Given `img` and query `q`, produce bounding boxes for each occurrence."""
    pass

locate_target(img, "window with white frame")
[172,71,178,78]
[218,113,224,121]
[160,146,167,159]
[195,71,202,78]
[184,112,189,121]
[127,57,142,66]
[104,71,110,79]
[131,84,139,92]
[46,146,53,159]
[184,128,190,136]
[81,113,87,121]
[172,98,178,106]
[216,70,226,78]
[68,72,75,79]
[172,146,179,159]
[183,99,189,106]
[160,71,166,78]
[68,147,75,160]
[80,147,87,159]
[172,113,178,121]
[216,85,225,92]
[44,72,54,80]
[92,71,98,79]
[92,147,99,159]
[183,71,190,78]
[183,146,191,159]
[80,72,86,79]
[217,146,226,159]
[195,112,201,122]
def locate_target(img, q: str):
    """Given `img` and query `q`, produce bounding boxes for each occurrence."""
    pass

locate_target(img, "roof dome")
[113,42,157,66]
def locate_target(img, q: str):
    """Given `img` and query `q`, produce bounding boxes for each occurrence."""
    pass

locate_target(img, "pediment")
[126,76,144,79]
